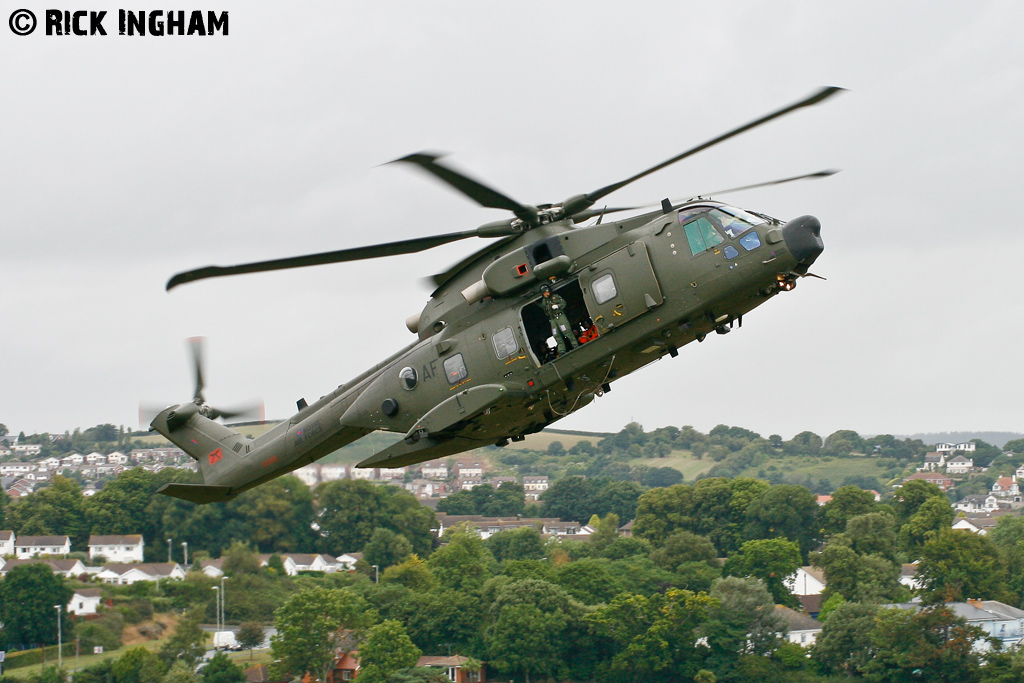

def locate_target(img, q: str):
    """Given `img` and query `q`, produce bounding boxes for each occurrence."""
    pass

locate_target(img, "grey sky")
[2,1,1021,441]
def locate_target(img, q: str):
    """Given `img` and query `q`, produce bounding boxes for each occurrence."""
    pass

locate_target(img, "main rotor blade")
[673,169,841,204]
[188,336,205,402]
[390,152,538,224]
[167,229,489,290]
[580,86,845,209]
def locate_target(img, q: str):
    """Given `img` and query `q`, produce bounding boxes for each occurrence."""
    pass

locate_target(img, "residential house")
[433,514,588,540]
[12,443,42,457]
[89,535,145,563]
[282,553,333,573]
[40,456,62,470]
[0,446,10,458]
[68,588,104,616]
[97,562,185,584]
[456,476,484,491]
[785,566,827,596]
[523,475,549,500]
[946,454,974,474]
[200,558,225,578]
[886,600,1024,651]
[0,462,37,477]
[1,558,88,578]
[489,476,518,489]
[420,461,448,480]
[954,495,1000,514]
[815,495,832,506]
[293,464,321,487]
[453,462,484,479]
[953,517,1002,535]
[936,442,977,454]
[15,535,71,558]
[992,476,1021,501]
[258,554,299,576]
[336,553,362,571]
[416,656,485,682]
[405,479,447,499]
[320,464,349,482]
[899,563,921,591]
[776,606,823,647]
[107,452,129,465]
[349,467,377,481]
[919,453,946,472]
[61,453,85,467]
[0,530,14,556]
[85,452,107,465]
[330,652,360,682]
[378,466,406,481]
[904,472,953,491]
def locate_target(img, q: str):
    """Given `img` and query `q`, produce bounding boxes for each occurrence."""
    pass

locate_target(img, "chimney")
[967,598,984,609]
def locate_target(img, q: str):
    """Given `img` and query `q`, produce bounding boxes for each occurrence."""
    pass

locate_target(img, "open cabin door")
[580,241,664,333]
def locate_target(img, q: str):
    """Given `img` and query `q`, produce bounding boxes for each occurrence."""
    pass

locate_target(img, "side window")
[740,231,762,251]
[443,353,468,385]
[724,245,739,259]
[592,273,618,304]
[683,217,724,256]
[492,327,518,359]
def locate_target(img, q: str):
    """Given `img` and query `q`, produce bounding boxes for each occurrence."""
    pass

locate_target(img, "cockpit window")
[739,231,762,251]
[677,206,710,224]
[708,207,765,238]
[683,217,725,256]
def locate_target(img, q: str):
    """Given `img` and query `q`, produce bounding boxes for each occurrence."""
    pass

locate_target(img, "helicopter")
[150,86,841,504]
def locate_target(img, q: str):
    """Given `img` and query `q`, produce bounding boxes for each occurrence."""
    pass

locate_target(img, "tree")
[702,577,787,679]
[356,620,422,683]
[0,563,73,648]
[723,538,801,606]
[649,530,716,571]
[221,541,261,576]
[862,606,985,683]
[235,621,265,660]
[823,429,865,456]
[381,555,439,592]
[158,608,207,668]
[820,485,879,537]
[742,484,820,557]
[640,467,683,488]
[6,475,90,547]
[811,601,880,676]
[427,526,494,593]
[201,653,245,683]
[917,530,1012,604]
[586,588,716,682]
[553,558,623,605]
[363,528,414,570]
[271,587,372,683]
[112,646,165,683]
[162,660,200,683]
[315,479,434,557]
[891,479,947,526]
[539,476,598,522]
[785,431,822,455]
[899,496,955,557]
[813,541,902,602]
[485,526,545,563]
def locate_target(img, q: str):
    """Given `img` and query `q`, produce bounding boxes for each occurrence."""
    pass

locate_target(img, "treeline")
[3,424,140,458]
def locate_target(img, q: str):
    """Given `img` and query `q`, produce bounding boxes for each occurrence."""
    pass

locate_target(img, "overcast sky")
[2,1,1021,441]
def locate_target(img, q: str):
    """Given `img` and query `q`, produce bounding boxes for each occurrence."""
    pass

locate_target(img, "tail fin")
[150,404,253,488]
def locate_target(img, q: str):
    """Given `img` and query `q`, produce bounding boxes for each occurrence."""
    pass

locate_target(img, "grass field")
[628,451,716,481]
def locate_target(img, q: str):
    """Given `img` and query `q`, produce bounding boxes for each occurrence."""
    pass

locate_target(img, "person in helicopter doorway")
[540,284,577,357]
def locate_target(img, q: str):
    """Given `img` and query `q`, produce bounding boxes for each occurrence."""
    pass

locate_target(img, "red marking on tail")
[208,448,223,465]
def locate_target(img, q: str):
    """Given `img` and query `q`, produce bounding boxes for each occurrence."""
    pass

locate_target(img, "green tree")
[200,653,245,683]
[862,606,985,683]
[271,587,372,683]
[356,620,422,683]
[891,479,946,526]
[586,588,716,682]
[539,476,598,522]
[813,541,902,602]
[158,608,207,668]
[162,660,199,683]
[785,431,822,455]
[640,466,683,488]
[363,528,414,570]
[743,484,820,557]
[917,530,1012,604]
[380,555,439,592]
[810,601,880,676]
[315,480,434,557]
[899,496,955,557]
[823,429,865,456]
[221,540,261,576]
[485,526,545,563]
[723,538,801,606]
[235,621,265,660]
[426,526,494,593]
[702,577,787,679]
[553,558,622,605]
[820,485,879,537]
[6,475,90,547]
[112,646,165,683]
[0,563,73,648]
[649,530,717,571]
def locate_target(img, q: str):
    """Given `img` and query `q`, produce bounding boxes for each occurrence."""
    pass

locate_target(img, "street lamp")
[181,541,189,568]
[220,577,230,630]
[211,587,220,638]
[371,564,379,584]
[167,538,173,563]
[54,605,62,670]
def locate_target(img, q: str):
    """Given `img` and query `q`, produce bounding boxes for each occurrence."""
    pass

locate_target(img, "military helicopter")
[151,86,841,503]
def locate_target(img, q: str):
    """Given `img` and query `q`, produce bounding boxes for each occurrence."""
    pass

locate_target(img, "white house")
[68,588,104,616]
[886,600,1024,652]
[954,495,999,514]
[899,563,922,591]
[992,476,1021,500]
[107,452,129,465]
[350,467,377,481]
[15,535,71,558]
[523,475,549,500]
[457,477,484,491]
[85,452,107,465]
[0,558,87,578]
[405,479,446,498]
[282,553,333,573]
[952,517,1001,535]
[777,605,823,646]
[199,558,225,578]
[378,467,406,481]
[919,453,946,472]
[61,453,85,467]
[946,455,974,474]
[785,566,827,596]
[40,457,62,470]
[12,443,42,457]
[320,464,349,482]
[453,462,484,479]
[0,530,14,556]
[89,535,145,563]
[293,464,321,487]
[936,442,977,454]
[336,553,362,571]
[420,462,448,480]
[0,462,38,477]
[97,562,185,584]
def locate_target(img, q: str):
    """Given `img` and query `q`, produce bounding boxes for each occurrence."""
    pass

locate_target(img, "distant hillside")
[895,432,1024,449]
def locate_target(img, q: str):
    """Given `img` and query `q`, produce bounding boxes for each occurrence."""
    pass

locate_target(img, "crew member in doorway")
[540,285,576,356]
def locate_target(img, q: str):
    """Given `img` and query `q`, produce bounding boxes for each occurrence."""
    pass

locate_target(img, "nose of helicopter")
[782,215,823,265]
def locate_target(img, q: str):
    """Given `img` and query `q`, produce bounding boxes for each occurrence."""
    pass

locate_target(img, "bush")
[75,612,124,651]
[114,598,153,624]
